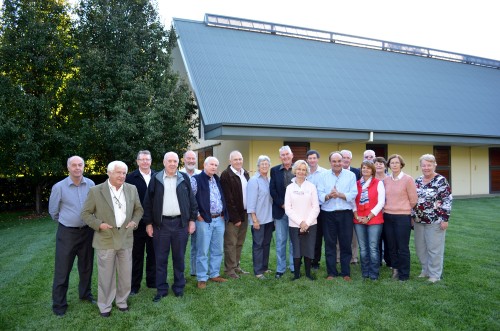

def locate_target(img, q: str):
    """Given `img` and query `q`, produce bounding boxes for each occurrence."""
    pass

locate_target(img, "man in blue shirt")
[49,156,96,316]
[317,152,358,281]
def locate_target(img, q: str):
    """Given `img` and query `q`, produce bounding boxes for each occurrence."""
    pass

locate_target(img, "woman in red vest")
[353,161,386,280]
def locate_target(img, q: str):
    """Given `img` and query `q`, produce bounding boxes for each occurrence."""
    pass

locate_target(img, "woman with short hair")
[413,154,452,283]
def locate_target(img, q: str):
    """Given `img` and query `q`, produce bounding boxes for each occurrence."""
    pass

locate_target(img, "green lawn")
[0,197,499,330]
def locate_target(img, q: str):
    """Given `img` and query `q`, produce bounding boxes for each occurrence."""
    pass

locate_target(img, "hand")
[126,221,136,229]
[440,222,449,230]
[253,221,260,230]
[99,223,113,230]
[188,221,196,235]
[234,221,242,227]
[146,224,153,237]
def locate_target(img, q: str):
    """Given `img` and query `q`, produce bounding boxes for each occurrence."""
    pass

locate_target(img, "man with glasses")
[125,151,156,295]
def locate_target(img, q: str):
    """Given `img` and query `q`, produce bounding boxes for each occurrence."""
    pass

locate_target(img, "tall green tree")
[0,0,76,213]
[70,0,198,172]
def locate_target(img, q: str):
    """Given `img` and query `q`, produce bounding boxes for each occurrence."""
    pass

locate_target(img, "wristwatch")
[367,216,371,221]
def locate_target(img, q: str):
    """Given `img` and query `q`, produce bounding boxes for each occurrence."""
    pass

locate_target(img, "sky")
[157,0,500,61]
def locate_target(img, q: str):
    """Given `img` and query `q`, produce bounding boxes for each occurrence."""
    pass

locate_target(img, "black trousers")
[323,210,353,277]
[131,223,156,292]
[52,224,94,314]
[312,210,325,266]
[153,217,189,296]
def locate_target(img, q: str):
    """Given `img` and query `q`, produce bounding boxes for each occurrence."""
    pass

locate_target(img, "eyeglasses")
[137,159,151,162]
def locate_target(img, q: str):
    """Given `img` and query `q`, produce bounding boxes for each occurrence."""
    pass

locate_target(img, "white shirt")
[140,169,152,186]
[162,172,181,216]
[108,180,126,228]
[231,166,248,210]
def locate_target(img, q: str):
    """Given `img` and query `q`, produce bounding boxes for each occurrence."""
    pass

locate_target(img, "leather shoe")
[153,293,168,302]
[54,310,65,317]
[228,273,240,279]
[129,290,138,296]
[209,276,227,282]
[174,291,184,297]
[235,268,250,275]
[326,275,335,280]
[118,307,129,312]
[197,281,207,289]
[81,294,96,304]
[275,272,284,279]
[100,312,111,318]
[343,276,352,281]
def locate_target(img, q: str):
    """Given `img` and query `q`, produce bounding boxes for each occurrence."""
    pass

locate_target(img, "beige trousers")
[97,248,132,313]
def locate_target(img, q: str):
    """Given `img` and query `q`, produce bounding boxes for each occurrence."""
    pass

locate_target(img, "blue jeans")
[189,233,197,275]
[195,216,225,281]
[251,221,274,275]
[383,213,411,280]
[354,223,382,279]
[274,215,294,273]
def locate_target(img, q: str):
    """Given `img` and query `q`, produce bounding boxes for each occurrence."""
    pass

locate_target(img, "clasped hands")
[299,221,309,233]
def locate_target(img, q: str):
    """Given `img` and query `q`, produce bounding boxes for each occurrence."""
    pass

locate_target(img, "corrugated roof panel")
[174,18,500,137]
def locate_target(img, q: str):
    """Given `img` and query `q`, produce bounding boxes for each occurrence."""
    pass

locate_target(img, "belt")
[61,223,88,229]
[162,215,181,220]
[211,213,223,218]
[332,209,352,213]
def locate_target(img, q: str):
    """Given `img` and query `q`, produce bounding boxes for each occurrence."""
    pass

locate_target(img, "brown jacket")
[220,165,250,223]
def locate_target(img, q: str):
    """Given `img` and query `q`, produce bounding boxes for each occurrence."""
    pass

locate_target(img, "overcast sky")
[158,0,500,61]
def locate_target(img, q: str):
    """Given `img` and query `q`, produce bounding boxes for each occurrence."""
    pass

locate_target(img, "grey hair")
[419,154,437,166]
[256,155,271,167]
[229,150,242,160]
[364,149,376,158]
[183,150,197,159]
[279,145,292,154]
[164,151,179,161]
[204,156,219,166]
[340,150,352,158]
[136,150,151,160]
[292,160,310,176]
[107,160,128,173]
[67,156,84,167]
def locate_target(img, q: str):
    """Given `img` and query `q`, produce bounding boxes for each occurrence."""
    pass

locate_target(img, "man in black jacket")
[125,150,156,295]
[142,152,198,300]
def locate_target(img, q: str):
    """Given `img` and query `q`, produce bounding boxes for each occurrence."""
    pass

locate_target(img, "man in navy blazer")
[270,145,295,278]
[125,150,156,295]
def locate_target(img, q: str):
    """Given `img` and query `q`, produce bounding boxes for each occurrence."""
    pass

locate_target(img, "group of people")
[48,147,452,317]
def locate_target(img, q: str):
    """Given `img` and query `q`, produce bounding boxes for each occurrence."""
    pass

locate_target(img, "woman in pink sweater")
[383,154,417,281]
[285,160,320,280]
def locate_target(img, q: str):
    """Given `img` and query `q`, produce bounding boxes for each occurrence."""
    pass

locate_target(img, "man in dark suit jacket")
[82,161,143,317]
[270,145,295,278]
[125,150,156,295]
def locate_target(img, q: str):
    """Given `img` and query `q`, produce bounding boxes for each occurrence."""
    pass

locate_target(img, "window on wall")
[366,144,388,160]
[197,147,213,170]
[434,146,451,186]
[284,142,310,163]
[489,147,500,193]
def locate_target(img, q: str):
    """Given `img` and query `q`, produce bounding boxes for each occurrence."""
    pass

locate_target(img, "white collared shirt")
[108,180,126,228]
[162,172,181,216]
[231,166,248,210]
[140,169,152,186]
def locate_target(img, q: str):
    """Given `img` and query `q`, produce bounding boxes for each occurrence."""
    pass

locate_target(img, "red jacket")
[354,177,383,225]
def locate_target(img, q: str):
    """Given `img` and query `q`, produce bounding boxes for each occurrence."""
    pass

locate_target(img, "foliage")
[69,0,198,173]
[0,197,498,330]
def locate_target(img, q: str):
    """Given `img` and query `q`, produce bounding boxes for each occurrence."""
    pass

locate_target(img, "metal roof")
[173,15,500,145]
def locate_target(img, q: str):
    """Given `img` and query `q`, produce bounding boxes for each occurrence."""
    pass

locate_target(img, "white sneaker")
[418,272,428,278]
[428,277,440,283]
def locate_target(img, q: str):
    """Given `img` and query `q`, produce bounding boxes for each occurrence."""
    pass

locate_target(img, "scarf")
[359,177,372,207]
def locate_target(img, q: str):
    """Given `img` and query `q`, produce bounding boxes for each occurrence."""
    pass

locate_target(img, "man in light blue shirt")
[317,151,357,281]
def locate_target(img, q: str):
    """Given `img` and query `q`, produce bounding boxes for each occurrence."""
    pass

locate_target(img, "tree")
[0,0,76,213]
[70,0,198,172]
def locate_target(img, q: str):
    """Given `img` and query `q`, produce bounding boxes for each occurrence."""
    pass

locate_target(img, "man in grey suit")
[82,161,143,317]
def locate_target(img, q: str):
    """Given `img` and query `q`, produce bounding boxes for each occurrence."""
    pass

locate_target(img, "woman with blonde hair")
[413,154,452,283]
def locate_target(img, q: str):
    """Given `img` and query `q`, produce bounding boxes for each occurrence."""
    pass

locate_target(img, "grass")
[0,197,499,330]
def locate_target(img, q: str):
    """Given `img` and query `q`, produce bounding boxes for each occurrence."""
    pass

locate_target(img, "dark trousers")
[251,222,274,275]
[380,226,392,267]
[312,210,325,267]
[52,224,94,314]
[131,223,156,292]
[323,210,353,277]
[153,217,189,296]
[383,213,411,280]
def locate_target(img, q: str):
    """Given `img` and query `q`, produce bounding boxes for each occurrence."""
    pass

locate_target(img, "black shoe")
[174,291,184,298]
[312,265,319,270]
[100,312,111,318]
[53,310,65,317]
[129,290,137,296]
[275,272,284,279]
[118,307,129,312]
[153,293,168,302]
[81,295,96,304]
